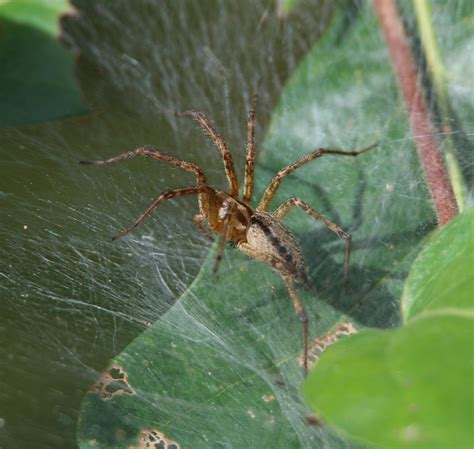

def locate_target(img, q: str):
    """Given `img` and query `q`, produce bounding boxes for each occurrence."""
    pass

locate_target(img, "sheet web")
[0,1,472,448]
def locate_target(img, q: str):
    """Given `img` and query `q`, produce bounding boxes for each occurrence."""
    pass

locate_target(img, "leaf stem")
[373,0,458,225]
[412,0,466,212]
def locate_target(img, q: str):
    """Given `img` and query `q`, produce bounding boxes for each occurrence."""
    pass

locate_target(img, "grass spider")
[80,94,376,375]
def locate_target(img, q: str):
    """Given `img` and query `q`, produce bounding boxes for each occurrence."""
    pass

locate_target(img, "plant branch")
[373,0,458,225]
[412,0,466,212]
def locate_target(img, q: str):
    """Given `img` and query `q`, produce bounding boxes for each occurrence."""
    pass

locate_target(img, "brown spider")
[80,94,375,374]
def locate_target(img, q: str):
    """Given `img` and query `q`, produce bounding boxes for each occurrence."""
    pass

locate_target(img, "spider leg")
[112,186,204,241]
[193,214,214,242]
[273,198,352,278]
[237,242,309,375]
[213,201,235,273]
[257,143,378,211]
[282,274,309,376]
[80,146,207,186]
[243,92,258,204]
[175,110,239,197]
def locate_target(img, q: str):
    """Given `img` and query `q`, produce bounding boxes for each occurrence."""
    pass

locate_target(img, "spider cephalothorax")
[80,94,375,374]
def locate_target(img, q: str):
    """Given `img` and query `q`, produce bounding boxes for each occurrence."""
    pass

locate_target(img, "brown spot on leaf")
[261,394,275,402]
[304,415,324,427]
[90,364,136,401]
[299,321,358,370]
[130,429,181,449]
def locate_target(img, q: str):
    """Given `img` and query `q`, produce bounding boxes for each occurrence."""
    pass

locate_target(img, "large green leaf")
[1,1,469,448]
[77,6,439,448]
[402,207,474,320]
[0,0,86,126]
[2,3,346,448]
[302,210,473,448]
[302,312,473,449]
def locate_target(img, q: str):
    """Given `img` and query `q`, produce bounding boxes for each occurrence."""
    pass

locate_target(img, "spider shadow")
[224,211,434,381]
[297,219,436,331]
[265,164,436,330]
[258,159,367,231]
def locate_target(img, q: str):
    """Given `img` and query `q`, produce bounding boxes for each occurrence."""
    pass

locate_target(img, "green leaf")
[1,1,470,448]
[402,207,474,320]
[77,6,439,448]
[302,312,474,449]
[0,0,69,35]
[0,0,86,126]
[302,210,474,448]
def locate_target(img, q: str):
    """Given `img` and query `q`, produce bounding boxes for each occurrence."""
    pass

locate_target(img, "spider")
[80,94,376,375]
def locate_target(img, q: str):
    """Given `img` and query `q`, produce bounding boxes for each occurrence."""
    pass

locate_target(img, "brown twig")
[373,0,458,225]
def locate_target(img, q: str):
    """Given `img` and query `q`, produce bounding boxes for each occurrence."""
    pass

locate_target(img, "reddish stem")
[373,0,458,225]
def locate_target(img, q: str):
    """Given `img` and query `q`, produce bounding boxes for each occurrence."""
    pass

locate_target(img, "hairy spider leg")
[79,146,207,187]
[213,200,235,273]
[282,274,309,376]
[111,187,208,241]
[243,92,258,204]
[257,144,378,211]
[237,242,309,375]
[273,198,352,278]
[193,214,214,242]
[175,110,239,198]
[80,148,217,240]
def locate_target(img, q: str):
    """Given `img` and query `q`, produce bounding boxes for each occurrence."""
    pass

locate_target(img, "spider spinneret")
[80,93,376,375]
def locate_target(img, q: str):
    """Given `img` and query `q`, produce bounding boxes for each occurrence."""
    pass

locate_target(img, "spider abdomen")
[246,212,308,284]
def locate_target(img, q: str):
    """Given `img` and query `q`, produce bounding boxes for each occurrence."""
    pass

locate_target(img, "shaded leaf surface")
[1,2,343,448]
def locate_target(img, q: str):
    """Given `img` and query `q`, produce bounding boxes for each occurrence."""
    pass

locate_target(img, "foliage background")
[0,1,472,448]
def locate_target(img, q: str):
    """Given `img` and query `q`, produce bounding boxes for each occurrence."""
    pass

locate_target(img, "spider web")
[0,1,472,448]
